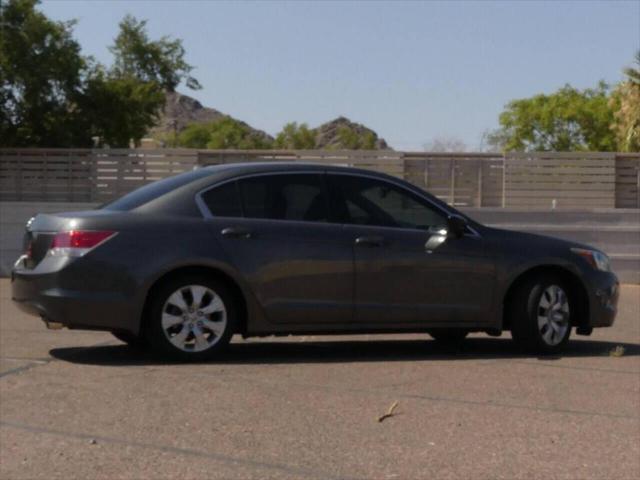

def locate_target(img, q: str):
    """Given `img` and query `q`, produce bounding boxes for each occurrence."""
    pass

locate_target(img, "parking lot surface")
[1,279,639,480]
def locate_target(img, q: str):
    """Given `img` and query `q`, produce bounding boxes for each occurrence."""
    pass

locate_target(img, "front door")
[327,174,495,326]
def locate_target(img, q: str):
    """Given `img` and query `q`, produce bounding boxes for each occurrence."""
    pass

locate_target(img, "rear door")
[200,173,353,325]
[327,173,496,326]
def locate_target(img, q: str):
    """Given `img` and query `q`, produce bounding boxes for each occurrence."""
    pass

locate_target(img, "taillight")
[49,230,116,257]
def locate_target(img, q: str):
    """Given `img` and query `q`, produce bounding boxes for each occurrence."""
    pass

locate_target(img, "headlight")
[571,248,611,272]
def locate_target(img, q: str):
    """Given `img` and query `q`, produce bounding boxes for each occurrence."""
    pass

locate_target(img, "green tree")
[92,13,200,146]
[177,122,212,148]
[81,68,165,147]
[487,82,617,152]
[336,126,377,150]
[274,122,316,149]
[611,52,640,152]
[110,15,201,91]
[0,2,199,147]
[177,118,273,149]
[206,117,272,149]
[0,0,91,146]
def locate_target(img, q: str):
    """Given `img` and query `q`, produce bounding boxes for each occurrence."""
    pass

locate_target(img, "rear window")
[238,174,328,222]
[102,169,213,211]
[200,182,242,217]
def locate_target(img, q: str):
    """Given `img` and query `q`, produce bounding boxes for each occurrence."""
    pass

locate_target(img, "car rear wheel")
[146,275,236,360]
[509,274,572,354]
[427,329,468,344]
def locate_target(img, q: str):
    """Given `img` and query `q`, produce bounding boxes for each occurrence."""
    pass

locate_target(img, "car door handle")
[355,235,384,247]
[221,227,253,239]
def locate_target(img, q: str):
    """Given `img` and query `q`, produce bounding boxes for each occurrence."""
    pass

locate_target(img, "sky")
[40,0,639,151]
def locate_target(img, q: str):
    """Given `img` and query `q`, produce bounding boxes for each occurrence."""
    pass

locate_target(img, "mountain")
[149,91,274,143]
[313,116,390,150]
[149,92,390,149]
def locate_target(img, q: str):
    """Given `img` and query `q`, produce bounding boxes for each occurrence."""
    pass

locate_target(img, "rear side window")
[200,182,242,217]
[238,174,328,222]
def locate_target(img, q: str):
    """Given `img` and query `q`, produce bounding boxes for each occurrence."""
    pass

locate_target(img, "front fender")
[494,255,590,330]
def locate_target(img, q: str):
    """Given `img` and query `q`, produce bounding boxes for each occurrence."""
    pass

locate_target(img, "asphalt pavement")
[1,279,638,480]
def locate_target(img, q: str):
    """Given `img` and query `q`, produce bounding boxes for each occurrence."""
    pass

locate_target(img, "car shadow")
[49,337,640,367]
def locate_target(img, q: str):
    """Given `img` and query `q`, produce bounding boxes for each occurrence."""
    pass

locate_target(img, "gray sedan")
[11,163,619,360]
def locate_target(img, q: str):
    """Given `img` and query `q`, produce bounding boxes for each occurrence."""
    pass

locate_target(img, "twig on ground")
[377,401,399,423]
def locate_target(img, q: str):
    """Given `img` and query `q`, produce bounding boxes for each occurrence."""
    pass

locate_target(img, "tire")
[427,329,468,344]
[112,331,147,349]
[145,274,237,361]
[509,274,572,354]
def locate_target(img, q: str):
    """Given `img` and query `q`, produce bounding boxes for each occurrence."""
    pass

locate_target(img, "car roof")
[186,162,479,226]
[192,161,397,185]
[200,161,378,175]
[114,160,478,227]
[118,161,402,217]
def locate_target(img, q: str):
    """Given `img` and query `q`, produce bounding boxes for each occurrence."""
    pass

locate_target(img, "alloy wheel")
[537,285,570,346]
[161,285,227,352]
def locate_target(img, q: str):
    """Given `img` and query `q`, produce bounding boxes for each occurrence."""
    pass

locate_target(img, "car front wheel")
[509,275,572,354]
[146,275,236,360]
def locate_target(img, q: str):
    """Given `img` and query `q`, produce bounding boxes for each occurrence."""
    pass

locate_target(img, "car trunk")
[19,208,128,270]
[21,214,69,269]
[20,211,109,269]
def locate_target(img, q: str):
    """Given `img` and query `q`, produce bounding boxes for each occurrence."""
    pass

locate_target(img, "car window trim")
[195,171,327,221]
[195,169,480,238]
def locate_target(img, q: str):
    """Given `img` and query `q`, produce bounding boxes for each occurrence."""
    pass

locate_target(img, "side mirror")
[446,215,467,238]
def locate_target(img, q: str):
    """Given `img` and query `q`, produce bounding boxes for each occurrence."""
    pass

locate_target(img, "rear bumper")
[11,267,141,333]
[585,271,619,328]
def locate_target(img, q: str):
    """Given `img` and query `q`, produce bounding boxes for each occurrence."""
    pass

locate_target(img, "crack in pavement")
[297,383,640,421]
[0,357,50,363]
[399,391,640,420]
[511,359,640,375]
[0,340,115,379]
[0,356,52,379]
[3,340,638,420]
[179,371,640,421]
[0,362,44,379]
[0,420,358,480]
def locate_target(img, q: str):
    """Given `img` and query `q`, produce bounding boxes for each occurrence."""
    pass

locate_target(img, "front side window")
[238,174,328,222]
[329,175,446,230]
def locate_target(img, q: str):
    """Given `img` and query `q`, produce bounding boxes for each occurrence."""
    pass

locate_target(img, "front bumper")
[586,271,619,328]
